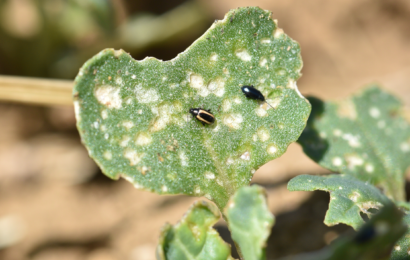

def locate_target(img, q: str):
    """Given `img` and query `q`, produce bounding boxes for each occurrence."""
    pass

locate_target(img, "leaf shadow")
[266,191,352,258]
[297,97,329,162]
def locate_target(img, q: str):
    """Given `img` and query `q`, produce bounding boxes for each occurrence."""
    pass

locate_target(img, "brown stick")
[0,75,73,106]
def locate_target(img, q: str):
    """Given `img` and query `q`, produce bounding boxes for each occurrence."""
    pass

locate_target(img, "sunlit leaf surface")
[73,7,310,209]
[288,174,390,230]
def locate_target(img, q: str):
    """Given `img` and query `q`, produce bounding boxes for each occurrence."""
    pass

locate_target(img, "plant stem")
[0,75,73,106]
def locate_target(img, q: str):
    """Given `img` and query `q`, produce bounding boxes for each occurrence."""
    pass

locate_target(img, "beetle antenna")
[265,101,275,110]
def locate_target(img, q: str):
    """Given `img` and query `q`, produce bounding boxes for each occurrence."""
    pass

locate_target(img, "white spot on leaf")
[204,172,215,180]
[208,78,225,97]
[345,155,364,170]
[190,74,204,89]
[270,55,275,62]
[240,152,250,161]
[125,97,132,105]
[189,74,209,97]
[259,58,267,67]
[400,142,410,152]
[342,133,361,147]
[369,107,380,118]
[332,157,343,166]
[210,53,218,61]
[273,28,284,38]
[267,144,277,154]
[222,99,231,112]
[337,99,357,120]
[333,129,342,136]
[226,158,234,165]
[115,76,123,86]
[122,121,134,130]
[216,178,223,186]
[349,191,360,202]
[134,84,159,104]
[257,127,270,142]
[266,98,281,109]
[103,151,112,160]
[235,49,252,61]
[222,114,243,129]
[120,136,131,147]
[194,186,201,194]
[124,150,143,165]
[365,163,374,173]
[256,107,267,117]
[260,38,271,44]
[95,85,122,109]
[150,103,183,131]
[179,151,188,167]
[101,110,108,119]
[135,132,152,146]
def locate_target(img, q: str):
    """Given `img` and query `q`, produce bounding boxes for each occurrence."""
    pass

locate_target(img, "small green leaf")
[298,86,410,201]
[288,174,391,230]
[156,200,235,260]
[279,203,406,260]
[73,7,310,209]
[390,214,410,259]
[224,185,274,260]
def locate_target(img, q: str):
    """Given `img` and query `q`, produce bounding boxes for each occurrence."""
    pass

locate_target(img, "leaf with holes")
[224,185,274,260]
[73,7,310,209]
[278,203,406,260]
[288,174,391,230]
[156,200,235,260]
[298,86,410,201]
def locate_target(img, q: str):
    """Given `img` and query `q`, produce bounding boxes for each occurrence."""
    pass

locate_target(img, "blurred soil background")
[0,0,409,259]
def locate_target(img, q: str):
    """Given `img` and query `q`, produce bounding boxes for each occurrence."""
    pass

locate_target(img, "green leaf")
[156,200,235,260]
[390,214,410,259]
[278,203,406,260]
[288,174,391,230]
[298,86,410,201]
[224,185,274,260]
[73,7,310,209]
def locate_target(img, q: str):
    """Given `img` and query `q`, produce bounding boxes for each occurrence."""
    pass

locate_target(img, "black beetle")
[241,85,274,109]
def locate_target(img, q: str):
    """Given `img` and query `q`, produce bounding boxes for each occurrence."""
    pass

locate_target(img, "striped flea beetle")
[189,108,215,125]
